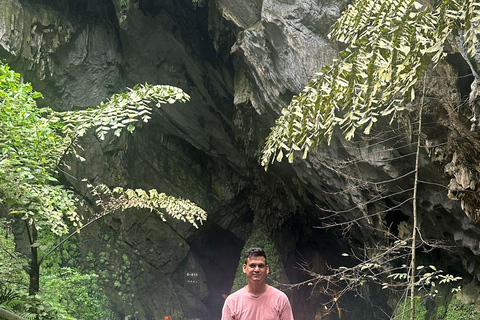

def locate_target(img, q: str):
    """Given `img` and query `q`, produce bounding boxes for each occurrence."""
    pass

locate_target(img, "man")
[221,247,294,320]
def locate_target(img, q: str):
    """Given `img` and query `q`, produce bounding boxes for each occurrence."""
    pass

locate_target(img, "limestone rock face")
[2,0,480,319]
[223,0,341,116]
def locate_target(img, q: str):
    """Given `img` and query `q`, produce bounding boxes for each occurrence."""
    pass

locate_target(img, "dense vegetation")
[0,62,206,319]
[0,227,115,319]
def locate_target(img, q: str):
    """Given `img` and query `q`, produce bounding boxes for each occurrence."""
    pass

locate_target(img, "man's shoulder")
[268,285,286,294]
[266,286,289,299]
[225,287,246,301]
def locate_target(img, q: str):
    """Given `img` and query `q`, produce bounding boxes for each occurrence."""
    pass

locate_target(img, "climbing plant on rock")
[261,0,480,167]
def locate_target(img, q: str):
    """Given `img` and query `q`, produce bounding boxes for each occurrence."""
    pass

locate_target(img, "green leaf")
[127,124,135,133]
[276,150,284,162]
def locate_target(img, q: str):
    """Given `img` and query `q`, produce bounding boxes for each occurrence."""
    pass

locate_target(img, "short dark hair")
[244,247,268,265]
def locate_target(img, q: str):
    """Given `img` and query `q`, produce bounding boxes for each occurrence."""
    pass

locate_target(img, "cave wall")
[2,0,480,319]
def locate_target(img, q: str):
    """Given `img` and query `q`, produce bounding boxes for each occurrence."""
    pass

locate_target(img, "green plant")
[437,297,480,319]
[385,265,462,297]
[41,267,115,320]
[0,220,28,291]
[118,0,130,23]
[0,285,22,310]
[393,295,480,320]
[92,185,207,228]
[120,0,129,9]
[0,220,115,319]
[261,0,480,168]
[0,61,207,320]
[393,297,427,320]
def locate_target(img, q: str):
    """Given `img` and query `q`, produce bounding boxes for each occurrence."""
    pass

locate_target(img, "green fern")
[0,286,34,320]
[18,313,36,320]
[261,0,480,168]
[0,287,19,306]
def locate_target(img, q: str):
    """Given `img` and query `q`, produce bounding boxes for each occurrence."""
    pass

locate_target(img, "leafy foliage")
[0,60,194,238]
[393,297,427,320]
[0,285,22,310]
[438,297,480,319]
[41,267,115,320]
[393,295,480,320]
[0,63,78,235]
[0,220,29,288]
[0,223,113,320]
[53,83,190,141]
[0,223,30,318]
[0,61,203,318]
[386,264,462,295]
[92,184,207,228]
[261,0,480,167]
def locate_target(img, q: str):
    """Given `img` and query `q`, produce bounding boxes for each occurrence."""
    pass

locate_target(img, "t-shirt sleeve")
[221,298,234,320]
[279,295,294,320]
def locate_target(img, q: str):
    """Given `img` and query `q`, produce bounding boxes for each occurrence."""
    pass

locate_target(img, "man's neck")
[246,283,269,296]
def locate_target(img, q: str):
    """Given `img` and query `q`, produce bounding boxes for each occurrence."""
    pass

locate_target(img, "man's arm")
[221,299,234,320]
[279,296,294,320]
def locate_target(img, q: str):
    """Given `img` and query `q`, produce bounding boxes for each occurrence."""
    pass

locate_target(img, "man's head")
[243,247,269,285]
[243,247,268,265]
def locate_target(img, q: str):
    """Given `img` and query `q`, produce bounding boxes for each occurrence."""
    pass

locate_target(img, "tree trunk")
[27,223,40,295]
[410,75,426,320]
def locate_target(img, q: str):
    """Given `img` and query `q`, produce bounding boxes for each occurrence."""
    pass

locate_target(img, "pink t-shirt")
[221,286,294,320]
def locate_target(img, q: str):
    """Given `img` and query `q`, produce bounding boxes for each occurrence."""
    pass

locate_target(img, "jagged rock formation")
[2,0,480,319]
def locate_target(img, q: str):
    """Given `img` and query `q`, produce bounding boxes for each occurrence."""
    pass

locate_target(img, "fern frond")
[0,287,19,305]
[92,184,207,228]
[51,84,190,141]
[1,297,23,310]
[0,286,31,320]
[18,312,36,320]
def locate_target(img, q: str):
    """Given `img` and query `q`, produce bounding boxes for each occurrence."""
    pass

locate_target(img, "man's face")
[243,256,269,284]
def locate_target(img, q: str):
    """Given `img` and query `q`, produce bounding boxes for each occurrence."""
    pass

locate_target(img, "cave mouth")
[187,219,246,318]
[385,199,409,237]
[445,52,475,101]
